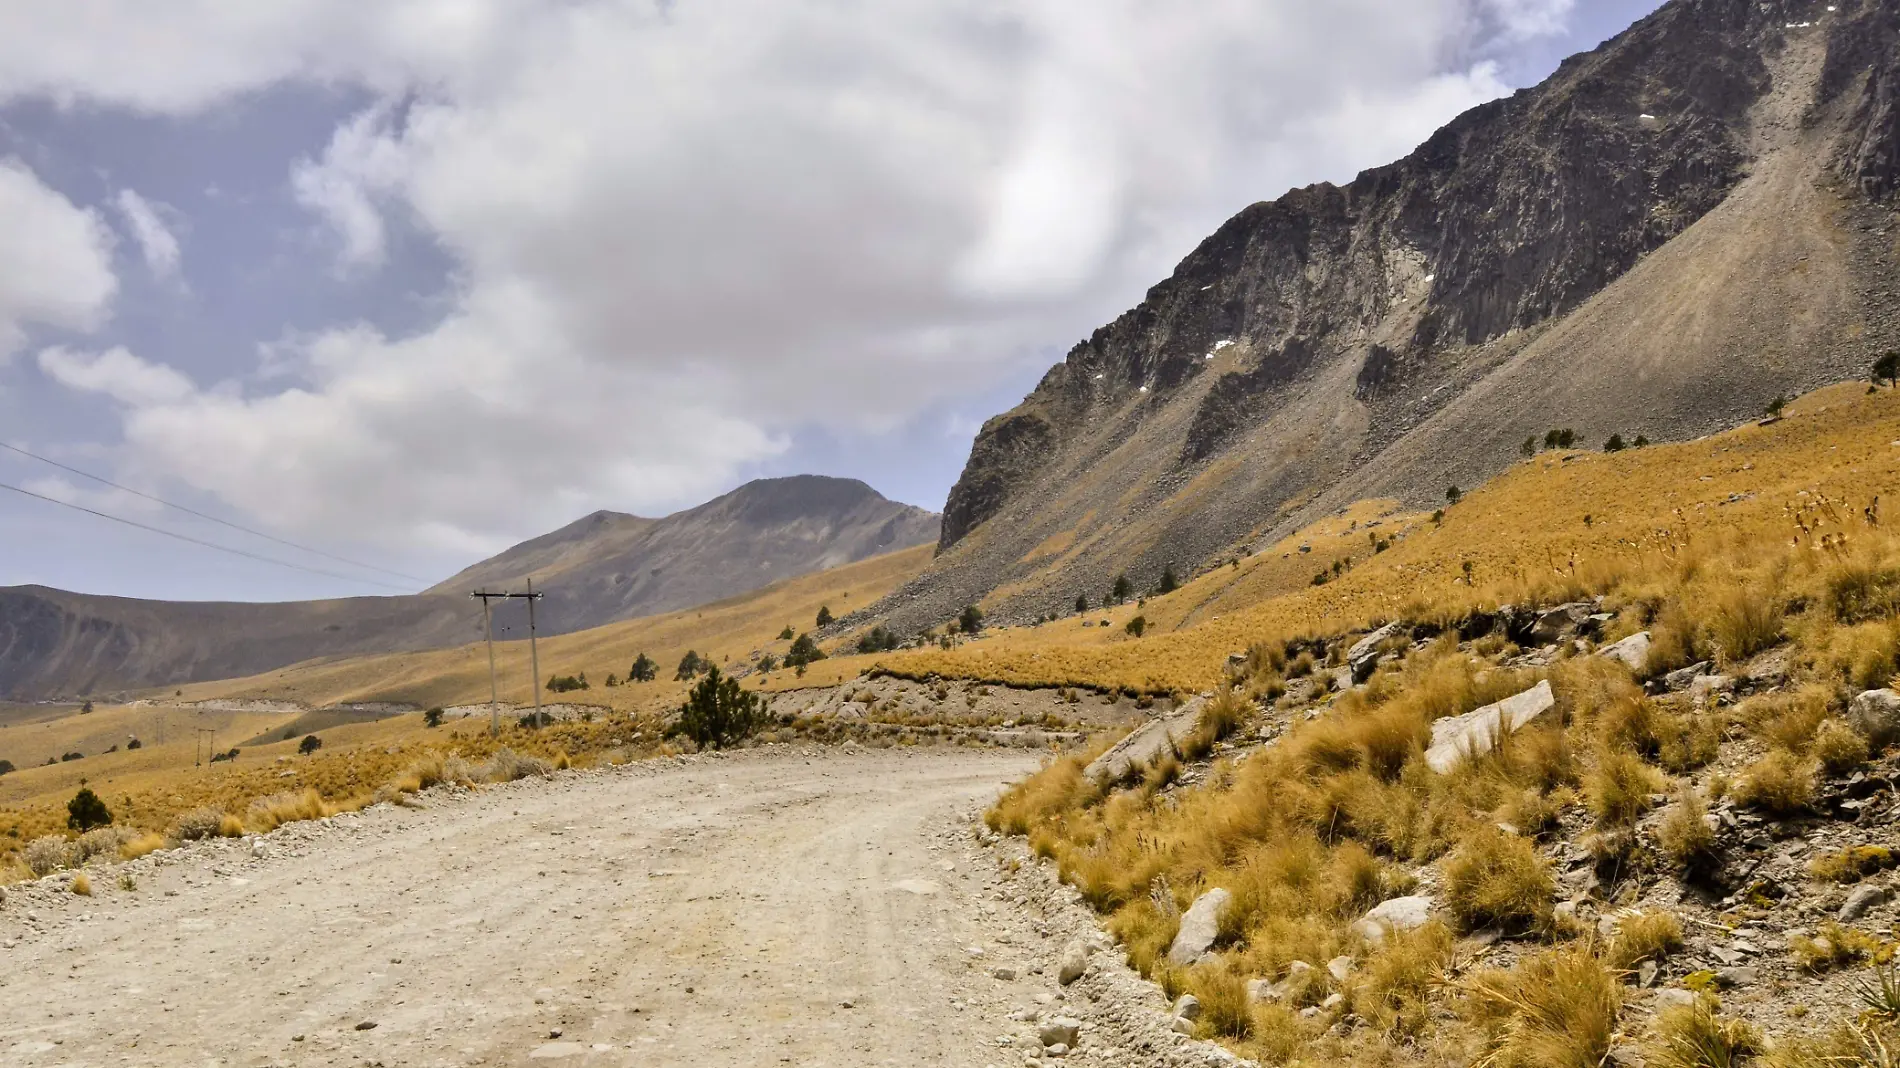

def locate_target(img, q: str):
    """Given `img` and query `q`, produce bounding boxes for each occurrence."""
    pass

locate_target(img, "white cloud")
[112,189,182,279]
[0,1,1581,551]
[0,160,116,358]
[291,105,410,270]
[38,345,196,407]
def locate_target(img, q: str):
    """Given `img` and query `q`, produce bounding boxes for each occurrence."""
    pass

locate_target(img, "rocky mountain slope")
[430,475,938,635]
[0,476,937,699]
[881,0,1900,633]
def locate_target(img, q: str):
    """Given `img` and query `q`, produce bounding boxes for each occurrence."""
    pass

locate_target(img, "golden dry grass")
[166,543,934,712]
[881,382,1900,694]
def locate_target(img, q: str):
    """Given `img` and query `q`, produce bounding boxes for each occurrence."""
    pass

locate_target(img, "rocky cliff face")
[907,0,1900,633]
[2,476,939,699]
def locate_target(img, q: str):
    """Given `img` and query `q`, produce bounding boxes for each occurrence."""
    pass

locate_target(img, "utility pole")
[472,592,503,736]
[471,583,546,732]
[527,577,543,729]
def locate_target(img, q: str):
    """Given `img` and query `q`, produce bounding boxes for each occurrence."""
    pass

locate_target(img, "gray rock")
[1531,603,1597,643]
[1425,681,1556,774]
[1637,960,1659,988]
[1713,967,1758,989]
[1173,994,1202,1022]
[1347,622,1405,683]
[1850,689,1900,747]
[1600,632,1652,673]
[1326,955,1356,983]
[1246,978,1278,1003]
[1663,662,1712,692]
[1653,988,1698,1008]
[1170,1017,1196,1035]
[1320,993,1345,1011]
[1039,1016,1081,1049]
[990,966,1017,981]
[1840,884,1889,922]
[1350,895,1434,946]
[1689,675,1735,704]
[1046,1042,1071,1056]
[1083,697,1208,785]
[1168,888,1232,966]
[1057,939,1089,985]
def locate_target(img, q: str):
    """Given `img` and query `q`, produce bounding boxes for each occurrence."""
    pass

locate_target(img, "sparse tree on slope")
[675,666,762,750]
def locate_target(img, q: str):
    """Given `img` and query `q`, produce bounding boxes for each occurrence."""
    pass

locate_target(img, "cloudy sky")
[0,0,1662,602]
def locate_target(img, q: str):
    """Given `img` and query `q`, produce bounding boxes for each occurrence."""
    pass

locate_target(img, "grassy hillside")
[170,543,933,712]
[980,381,1900,1064]
[877,383,1900,694]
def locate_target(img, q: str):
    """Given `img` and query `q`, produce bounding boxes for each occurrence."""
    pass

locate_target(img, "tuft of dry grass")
[1647,997,1762,1068]
[69,872,91,896]
[1812,718,1872,776]
[1606,910,1685,970]
[1464,944,1621,1068]
[1584,750,1667,828]
[1442,828,1554,933]
[245,790,335,834]
[1791,920,1886,973]
[1811,845,1898,883]
[1657,789,1721,875]
[118,833,166,861]
[1732,750,1817,816]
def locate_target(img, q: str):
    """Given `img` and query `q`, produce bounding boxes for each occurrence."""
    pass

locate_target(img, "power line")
[0,441,430,585]
[0,478,415,593]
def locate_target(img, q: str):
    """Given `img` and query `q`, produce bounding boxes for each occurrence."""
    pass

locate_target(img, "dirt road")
[0,748,1074,1066]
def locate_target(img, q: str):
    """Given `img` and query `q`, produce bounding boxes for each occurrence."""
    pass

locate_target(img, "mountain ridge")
[0,475,939,698]
[880,0,1900,634]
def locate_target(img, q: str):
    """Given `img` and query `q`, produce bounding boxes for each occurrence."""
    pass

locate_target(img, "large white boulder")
[1350,895,1435,946]
[1599,632,1652,673]
[1167,888,1232,966]
[1850,689,1900,747]
[1347,623,1405,683]
[1425,681,1556,774]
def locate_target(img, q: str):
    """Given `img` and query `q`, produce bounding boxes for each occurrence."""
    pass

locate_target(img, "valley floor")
[0,747,1223,1068]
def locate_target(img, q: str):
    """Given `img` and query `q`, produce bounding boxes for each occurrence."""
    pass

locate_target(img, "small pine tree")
[675,666,762,750]
[816,606,834,627]
[80,700,93,714]
[66,787,111,831]
[675,650,705,681]
[778,625,795,641]
[1544,428,1561,449]
[1125,615,1148,637]
[1075,593,1089,613]
[0,758,13,776]
[1521,436,1536,458]
[758,653,780,673]
[1111,573,1133,604]
[1874,351,1900,388]
[785,633,826,674]
[424,708,444,728]
[958,604,985,635]
[629,653,658,682]
[1633,435,1650,448]
[604,673,619,688]
[1604,434,1626,452]
[1157,564,1179,595]
[1432,509,1445,527]
[299,734,323,755]
[1766,395,1788,420]
[1446,486,1462,504]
